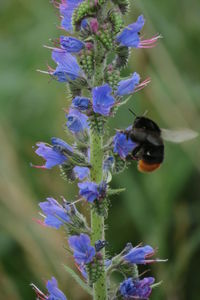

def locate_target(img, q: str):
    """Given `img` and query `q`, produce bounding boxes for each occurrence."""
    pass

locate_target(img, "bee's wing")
[161,128,198,143]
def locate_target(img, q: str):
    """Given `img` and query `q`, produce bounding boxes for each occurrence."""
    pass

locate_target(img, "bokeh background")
[1,0,200,299]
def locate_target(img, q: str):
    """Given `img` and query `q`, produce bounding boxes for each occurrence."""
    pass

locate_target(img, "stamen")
[51,0,60,9]
[68,198,85,206]
[139,34,162,48]
[32,218,46,227]
[30,163,47,169]
[36,69,50,75]
[43,45,60,51]
[30,284,47,300]
[134,77,151,93]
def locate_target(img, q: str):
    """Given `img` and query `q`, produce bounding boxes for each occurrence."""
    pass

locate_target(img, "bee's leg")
[124,130,130,140]
[131,145,144,160]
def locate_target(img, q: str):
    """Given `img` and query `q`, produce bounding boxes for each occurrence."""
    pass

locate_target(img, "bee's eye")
[146,151,151,156]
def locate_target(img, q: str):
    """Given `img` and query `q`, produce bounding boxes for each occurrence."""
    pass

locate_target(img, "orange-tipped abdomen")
[138,160,161,173]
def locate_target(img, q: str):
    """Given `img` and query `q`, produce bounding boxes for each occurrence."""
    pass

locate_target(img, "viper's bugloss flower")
[116,72,140,96]
[73,166,90,180]
[60,36,85,52]
[39,197,71,229]
[51,137,73,153]
[119,277,155,299]
[52,49,82,82]
[66,109,89,133]
[34,142,67,169]
[31,277,67,300]
[68,234,96,264]
[59,0,84,32]
[92,84,115,116]
[78,182,99,202]
[116,15,144,47]
[46,277,67,300]
[113,132,136,159]
[78,181,107,203]
[123,245,157,264]
[116,15,160,48]
[72,96,90,111]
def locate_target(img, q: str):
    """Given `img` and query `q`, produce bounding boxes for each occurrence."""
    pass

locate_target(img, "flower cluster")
[32,0,165,299]
[106,243,166,299]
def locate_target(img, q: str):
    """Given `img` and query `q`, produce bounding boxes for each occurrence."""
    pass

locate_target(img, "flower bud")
[104,65,120,90]
[115,46,130,69]
[96,27,113,50]
[112,0,130,14]
[113,154,127,174]
[108,9,124,34]
[79,48,94,77]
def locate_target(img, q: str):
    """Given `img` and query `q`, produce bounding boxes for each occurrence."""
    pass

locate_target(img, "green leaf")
[107,188,126,196]
[63,264,93,296]
[151,281,163,289]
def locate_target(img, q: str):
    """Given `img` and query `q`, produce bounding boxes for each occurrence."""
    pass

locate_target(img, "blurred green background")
[0,0,200,299]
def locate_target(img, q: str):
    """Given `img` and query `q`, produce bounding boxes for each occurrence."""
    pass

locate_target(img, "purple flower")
[116,72,140,96]
[78,181,107,202]
[59,0,84,32]
[60,36,84,52]
[66,108,89,133]
[116,15,145,48]
[119,277,155,299]
[72,96,90,111]
[51,137,73,152]
[92,84,115,116]
[123,245,157,264]
[68,234,96,264]
[116,15,160,48]
[46,277,67,300]
[113,132,137,159]
[73,166,90,180]
[39,197,71,229]
[78,182,99,202]
[52,49,82,82]
[31,277,67,300]
[33,138,73,169]
[34,142,67,169]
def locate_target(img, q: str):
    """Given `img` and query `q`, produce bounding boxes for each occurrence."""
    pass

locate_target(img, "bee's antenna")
[128,108,137,117]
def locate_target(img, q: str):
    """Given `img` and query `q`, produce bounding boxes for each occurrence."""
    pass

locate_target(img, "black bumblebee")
[124,111,198,173]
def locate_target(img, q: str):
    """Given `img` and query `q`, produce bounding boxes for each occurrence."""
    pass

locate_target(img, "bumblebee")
[125,111,198,173]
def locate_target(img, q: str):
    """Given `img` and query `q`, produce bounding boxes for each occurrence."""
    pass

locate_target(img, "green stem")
[90,131,107,300]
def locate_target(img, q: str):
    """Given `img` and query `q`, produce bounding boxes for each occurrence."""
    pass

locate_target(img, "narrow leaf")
[63,264,93,296]
[107,188,126,196]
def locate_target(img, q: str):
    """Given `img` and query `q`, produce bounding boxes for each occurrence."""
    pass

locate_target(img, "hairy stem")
[90,131,107,300]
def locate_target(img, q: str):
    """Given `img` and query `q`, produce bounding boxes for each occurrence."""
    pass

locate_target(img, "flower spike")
[33,1,168,299]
